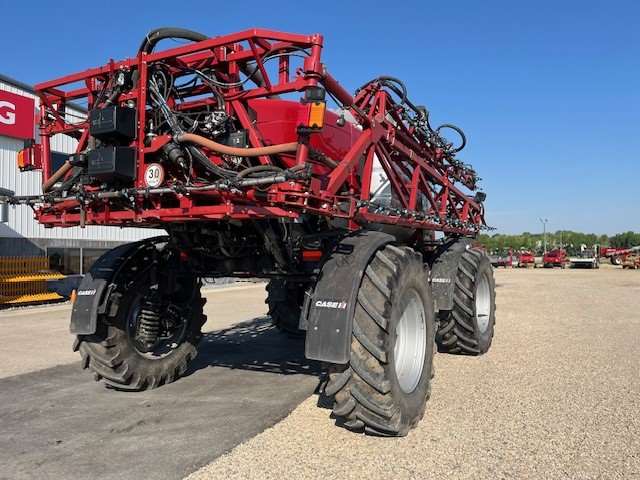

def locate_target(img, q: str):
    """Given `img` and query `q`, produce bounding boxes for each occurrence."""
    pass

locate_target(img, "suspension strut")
[135,290,162,352]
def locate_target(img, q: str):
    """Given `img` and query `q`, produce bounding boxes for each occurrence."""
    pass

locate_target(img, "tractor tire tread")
[326,245,434,437]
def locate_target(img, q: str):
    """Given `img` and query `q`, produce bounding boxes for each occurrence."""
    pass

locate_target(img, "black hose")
[359,75,468,152]
[359,76,408,105]
[359,76,428,122]
[186,146,237,179]
[308,149,338,168]
[377,76,408,104]
[132,28,209,85]
[137,27,265,87]
[139,27,207,53]
[236,165,284,179]
[436,124,467,152]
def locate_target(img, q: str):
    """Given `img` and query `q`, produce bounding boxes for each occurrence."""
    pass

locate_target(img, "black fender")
[429,237,474,312]
[70,237,168,335]
[305,230,395,364]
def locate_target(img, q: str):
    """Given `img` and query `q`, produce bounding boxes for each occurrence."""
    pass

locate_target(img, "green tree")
[610,231,640,248]
[477,231,640,254]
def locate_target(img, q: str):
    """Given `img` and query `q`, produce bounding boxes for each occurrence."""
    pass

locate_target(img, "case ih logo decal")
[77,289,97,296]
[431,277,451,284]
[315,300,348,309]
[0,90,35,140]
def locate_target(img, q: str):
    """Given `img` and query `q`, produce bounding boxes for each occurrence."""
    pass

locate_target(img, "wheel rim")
[475,272,491,333]
[126,294,190,359]
[394,288,427,394]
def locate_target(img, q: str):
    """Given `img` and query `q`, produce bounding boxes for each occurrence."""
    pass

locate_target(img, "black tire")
[611,256,622,266]
[265,279,304,335]
[73,246,206,391]
[324,245,435,437]
[436,247,496,355]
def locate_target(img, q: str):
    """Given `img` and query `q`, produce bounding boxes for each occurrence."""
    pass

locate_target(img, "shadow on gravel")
[189,316,322,377]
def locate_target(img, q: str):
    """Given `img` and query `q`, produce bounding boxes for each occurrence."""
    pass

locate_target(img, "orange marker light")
[17,144,42,171]
[17,149,26,169]
[307,101,325,129]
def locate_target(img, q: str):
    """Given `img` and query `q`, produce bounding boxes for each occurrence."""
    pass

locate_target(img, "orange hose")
[43,135,297,192]
[176,133,298,157]
[42,161,72,192]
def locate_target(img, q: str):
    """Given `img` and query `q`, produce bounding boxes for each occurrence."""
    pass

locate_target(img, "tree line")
[478,231,640,255]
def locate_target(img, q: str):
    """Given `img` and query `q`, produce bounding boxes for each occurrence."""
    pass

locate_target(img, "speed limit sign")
[144,163,165,188]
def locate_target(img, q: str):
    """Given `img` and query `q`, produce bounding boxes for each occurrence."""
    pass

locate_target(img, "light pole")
[539,218,548,254]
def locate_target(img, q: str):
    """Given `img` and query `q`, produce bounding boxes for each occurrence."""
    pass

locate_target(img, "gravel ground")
[188,267,640,480]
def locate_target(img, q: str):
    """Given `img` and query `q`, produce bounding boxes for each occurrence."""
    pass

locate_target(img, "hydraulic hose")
[176,133,298,157]
[139,27,207,53]
[137,27,265,87]
[436,124,467,153]
[236,165,284,178]
[42,161,73,193]
[131,28,210,86]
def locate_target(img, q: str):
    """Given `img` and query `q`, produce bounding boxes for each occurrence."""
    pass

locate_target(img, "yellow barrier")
[0,257,65,305]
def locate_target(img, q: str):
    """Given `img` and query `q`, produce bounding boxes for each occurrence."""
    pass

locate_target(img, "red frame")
[33,28,486,236]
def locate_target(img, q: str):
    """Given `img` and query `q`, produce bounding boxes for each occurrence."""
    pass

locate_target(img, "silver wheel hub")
[475,272,491,333]
[394,288,427,394]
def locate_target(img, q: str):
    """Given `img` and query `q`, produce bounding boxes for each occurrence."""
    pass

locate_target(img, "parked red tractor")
[543,248,569,268]
[490,249,514,268]
[0,28,495,436]
[517,251,536,268]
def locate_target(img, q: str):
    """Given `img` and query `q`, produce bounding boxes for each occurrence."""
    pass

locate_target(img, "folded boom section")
[13,28,487,236]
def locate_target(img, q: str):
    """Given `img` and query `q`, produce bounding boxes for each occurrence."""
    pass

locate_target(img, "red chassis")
[31,28,486,236]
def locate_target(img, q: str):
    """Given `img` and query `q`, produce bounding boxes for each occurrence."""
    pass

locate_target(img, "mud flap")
[70,238,167,335]
[429,238,473,312]
[305,231,394,364]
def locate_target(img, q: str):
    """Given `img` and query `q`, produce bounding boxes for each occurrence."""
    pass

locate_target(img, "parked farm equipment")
[601,246,640,266]
[0,28,495,436]
[517,251,536,268]
[569,245,600,269]
[622,254,640,269]
[543,248,569,268]
[490,249,514,268]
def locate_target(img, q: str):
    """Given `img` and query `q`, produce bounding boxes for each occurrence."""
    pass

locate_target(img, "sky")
[1,0,638,234]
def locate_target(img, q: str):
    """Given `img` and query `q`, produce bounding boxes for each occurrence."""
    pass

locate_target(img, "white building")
[0,73,161,274]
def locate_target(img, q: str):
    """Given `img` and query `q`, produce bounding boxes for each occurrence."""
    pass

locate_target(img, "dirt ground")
[188,266,640,480]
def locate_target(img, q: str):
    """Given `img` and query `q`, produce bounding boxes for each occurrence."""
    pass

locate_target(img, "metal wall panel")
[0,79,164,244]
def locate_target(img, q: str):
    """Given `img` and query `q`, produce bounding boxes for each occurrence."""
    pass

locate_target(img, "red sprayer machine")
[0,28,495,436]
